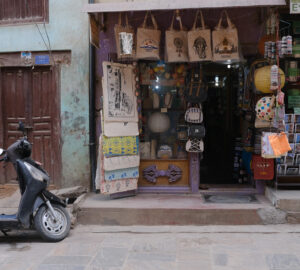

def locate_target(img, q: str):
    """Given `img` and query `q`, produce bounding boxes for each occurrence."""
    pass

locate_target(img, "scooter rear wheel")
[34,204,71,242]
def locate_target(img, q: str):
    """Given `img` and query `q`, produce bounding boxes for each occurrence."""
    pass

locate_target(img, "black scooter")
[0,122,70,242]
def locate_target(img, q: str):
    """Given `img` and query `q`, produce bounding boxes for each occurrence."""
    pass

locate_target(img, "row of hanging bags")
[115,10,240,62]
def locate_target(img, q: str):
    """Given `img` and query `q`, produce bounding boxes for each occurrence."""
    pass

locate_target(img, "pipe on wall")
[89,0,96,191]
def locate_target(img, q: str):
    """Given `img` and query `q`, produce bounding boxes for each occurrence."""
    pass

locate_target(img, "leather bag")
[185,138,204,153]
[187,125,205,138]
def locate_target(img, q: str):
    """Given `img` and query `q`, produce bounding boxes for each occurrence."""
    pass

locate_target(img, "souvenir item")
[96,137,138,194]
[140,142,151,159]
[150,139,157,159]
[102,136,139,157]
[152,92,160,109]
[252,155,274,180]
[104,155,140,171]
[185,105,203,123]
[105,167,139,181]
[185,69,207,103]
[187,10,212,62]
[148,112,170,133]
[177,130,188,140]
[187,125,205,138]
[103,121,139,137]
[255,96,275,122]
[268,132,291,156]
[157,145,173,159]
[254,65,285,93]
[164,92,173,108]
[165,11,189,62]
[254,117,273,128]
[136,11,161,60]
[212,11,239,62]
[185,138,204,153]
[102,62,138,123]
[261,132,277,158]
[114,13,135,59]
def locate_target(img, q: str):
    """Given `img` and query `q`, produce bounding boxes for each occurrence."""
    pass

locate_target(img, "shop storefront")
[83,0,300,198]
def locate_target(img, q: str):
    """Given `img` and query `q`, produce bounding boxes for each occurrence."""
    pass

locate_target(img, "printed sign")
[290,0,300,14]
[35,55,50,65]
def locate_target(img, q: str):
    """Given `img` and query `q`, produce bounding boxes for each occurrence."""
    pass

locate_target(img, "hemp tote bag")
[187,10,212,62]
[212,11,239,62]
[165,11,188,63]
[136,11,161,60]
[114,13,135,59]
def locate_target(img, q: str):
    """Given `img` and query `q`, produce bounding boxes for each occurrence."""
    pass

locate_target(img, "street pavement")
[1,225,300,270]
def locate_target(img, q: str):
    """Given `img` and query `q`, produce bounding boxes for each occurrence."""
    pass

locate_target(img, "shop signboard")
[290,0,300,14]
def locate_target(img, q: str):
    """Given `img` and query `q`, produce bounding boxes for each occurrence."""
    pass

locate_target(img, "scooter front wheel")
[34,204,71,242]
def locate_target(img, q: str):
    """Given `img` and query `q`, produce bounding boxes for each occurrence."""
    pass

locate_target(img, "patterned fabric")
[105,167,139,181]
[96,136,138,194]
[102,136,139,157]
[104,155,140,171]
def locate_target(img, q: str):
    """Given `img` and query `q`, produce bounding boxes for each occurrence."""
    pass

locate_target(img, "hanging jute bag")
[136,11,161,60]
[114,13,135,59]
[212,10,239,62]
[165,11,188,63]
[187,10,212,62]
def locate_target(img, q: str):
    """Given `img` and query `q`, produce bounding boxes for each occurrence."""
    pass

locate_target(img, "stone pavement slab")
[0,225,300,270]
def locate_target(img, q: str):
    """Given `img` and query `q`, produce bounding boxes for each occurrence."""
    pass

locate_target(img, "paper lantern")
[148,112,170,133]
[254,66,285,93]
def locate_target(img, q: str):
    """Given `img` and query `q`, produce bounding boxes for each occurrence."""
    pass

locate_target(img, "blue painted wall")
[0,0,90,188]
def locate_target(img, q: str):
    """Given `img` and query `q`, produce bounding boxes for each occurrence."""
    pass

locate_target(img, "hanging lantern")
[254,66,285,93]
[148,112,170,133]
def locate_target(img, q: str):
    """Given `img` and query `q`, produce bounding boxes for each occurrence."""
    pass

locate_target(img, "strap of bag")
[216,10,234,30]
[118,12,129,26]
[192,10,206,30]
[170,10,183,31]
[195,68,203,97]
[188,69,195,97]
[142,11,158,29]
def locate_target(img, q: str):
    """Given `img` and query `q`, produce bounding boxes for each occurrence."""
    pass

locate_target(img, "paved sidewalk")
[1,225,300,270]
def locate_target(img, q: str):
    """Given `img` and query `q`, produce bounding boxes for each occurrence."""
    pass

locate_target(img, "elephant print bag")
[187,10,212,62]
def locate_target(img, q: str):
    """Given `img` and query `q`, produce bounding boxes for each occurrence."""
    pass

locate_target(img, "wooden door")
[0,67,61,186]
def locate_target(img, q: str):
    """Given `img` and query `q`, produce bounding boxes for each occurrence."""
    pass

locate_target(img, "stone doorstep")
[265,186,300,212]
[76,193,289,226]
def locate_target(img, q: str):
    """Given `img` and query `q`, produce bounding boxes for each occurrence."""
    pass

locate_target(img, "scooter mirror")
[18,121,25,132]
[0,148,4,156]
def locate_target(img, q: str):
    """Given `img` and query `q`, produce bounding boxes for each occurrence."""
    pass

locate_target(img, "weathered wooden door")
[0,67,61,186]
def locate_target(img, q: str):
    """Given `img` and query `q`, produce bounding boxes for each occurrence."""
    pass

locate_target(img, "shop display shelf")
[140,79,185,87]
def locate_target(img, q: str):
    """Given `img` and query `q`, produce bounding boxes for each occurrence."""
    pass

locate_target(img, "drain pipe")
[89,0,96,192]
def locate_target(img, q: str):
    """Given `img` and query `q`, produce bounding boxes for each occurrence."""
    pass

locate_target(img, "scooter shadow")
[0,230,45,243]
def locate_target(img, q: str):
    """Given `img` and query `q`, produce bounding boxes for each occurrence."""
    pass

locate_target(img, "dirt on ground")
[0,185,18,199]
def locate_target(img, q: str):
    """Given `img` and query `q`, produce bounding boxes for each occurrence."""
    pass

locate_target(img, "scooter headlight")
[24,162,49,183]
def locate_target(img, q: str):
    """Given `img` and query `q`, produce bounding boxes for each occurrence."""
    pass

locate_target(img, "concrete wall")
[0,0,90,188]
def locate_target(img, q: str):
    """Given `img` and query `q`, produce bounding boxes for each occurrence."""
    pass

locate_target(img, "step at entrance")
[77,193,273,226]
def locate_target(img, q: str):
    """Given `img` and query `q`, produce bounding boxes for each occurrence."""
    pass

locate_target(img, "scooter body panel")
[0,214,20,230]
[16,160,47,228]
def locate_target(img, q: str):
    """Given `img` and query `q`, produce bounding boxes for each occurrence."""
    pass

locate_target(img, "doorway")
[201,64,242,185]
[0,66,61,186]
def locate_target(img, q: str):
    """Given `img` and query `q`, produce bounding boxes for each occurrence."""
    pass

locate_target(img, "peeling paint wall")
[0,0,90,188]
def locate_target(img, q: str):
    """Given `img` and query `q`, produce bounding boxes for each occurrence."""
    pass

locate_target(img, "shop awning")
[83,0,286,13]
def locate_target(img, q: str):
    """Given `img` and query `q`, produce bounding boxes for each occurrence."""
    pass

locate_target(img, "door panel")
[0,67,60,186]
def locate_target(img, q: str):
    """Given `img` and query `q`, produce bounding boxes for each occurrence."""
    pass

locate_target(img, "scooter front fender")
[33,191,66,216]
